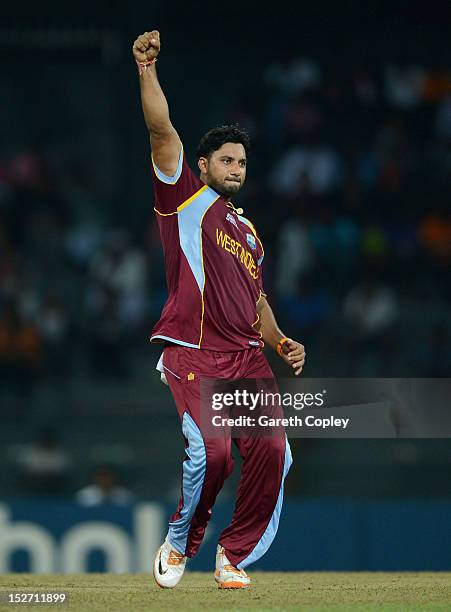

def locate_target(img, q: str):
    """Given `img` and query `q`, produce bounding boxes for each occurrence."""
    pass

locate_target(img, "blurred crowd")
[1,55,450,411]
[6,426,134,503]
[229,59,451,375]
[0,146,153,398]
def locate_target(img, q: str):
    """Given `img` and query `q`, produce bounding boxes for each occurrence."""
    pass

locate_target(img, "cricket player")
[133,30,306,589]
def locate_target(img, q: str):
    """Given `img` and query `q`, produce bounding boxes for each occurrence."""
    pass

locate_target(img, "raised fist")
[132,30,160,63]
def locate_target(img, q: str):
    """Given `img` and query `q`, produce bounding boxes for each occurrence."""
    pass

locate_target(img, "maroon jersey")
[150,145,266,351]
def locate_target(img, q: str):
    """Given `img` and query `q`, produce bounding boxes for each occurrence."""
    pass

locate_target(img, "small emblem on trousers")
[187,372,195,381]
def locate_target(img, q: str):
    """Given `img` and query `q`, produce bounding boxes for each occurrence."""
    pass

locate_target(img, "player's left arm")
[256,296,306,375]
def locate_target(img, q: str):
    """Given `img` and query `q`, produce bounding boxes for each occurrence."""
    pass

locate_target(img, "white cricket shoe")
[153,536,187,589]
[214,545,251,589]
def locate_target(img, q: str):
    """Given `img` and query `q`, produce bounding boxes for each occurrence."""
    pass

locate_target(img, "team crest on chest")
[246,233,256,250]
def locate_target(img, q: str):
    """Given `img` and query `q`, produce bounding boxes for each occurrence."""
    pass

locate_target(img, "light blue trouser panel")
[237,437,293,569]
[167,412,206,554]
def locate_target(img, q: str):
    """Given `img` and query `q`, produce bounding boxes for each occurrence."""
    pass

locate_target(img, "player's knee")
[266,435,285,455]
[207,443,232,475]
[264,436,290,467]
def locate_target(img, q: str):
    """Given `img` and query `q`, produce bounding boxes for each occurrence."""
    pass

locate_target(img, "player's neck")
[199,174,232,201]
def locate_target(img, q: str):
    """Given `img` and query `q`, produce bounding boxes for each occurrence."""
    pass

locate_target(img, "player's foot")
[214,545,251,589]
[153,536,187,588]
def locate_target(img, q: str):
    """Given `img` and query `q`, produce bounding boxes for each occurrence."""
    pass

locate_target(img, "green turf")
[0,572,450,611]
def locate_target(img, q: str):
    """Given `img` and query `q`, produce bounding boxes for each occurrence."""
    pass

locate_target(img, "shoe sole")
[218,581,250,589]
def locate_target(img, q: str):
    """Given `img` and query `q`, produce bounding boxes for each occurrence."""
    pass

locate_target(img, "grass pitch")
[0,572,450,611]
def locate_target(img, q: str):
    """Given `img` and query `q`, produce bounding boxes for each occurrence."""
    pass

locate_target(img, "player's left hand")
[280,339,306,375]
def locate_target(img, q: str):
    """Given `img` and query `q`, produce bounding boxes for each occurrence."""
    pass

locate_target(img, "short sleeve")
[151,145,203,215]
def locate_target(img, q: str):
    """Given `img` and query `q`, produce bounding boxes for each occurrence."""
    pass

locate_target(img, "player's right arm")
[132,30,181,177]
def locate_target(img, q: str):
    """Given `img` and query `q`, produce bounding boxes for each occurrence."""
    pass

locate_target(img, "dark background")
[0,1,450,504]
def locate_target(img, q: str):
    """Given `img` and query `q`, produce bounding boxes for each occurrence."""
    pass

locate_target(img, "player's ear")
[198,156,208,174]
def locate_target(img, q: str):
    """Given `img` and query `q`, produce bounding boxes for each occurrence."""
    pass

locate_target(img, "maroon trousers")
[162,344,292,569]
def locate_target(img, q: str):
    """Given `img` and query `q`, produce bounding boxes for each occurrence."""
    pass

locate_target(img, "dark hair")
[196,124,251,160]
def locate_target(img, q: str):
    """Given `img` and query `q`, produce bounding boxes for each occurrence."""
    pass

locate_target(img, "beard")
[207,177,243,198]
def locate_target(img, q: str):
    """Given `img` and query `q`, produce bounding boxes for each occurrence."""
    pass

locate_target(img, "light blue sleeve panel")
[151,145,184,185]
[178,186,220,293]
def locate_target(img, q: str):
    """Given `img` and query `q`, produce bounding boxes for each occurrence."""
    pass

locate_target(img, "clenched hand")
[279,339,306,375]
[132,30,161,63]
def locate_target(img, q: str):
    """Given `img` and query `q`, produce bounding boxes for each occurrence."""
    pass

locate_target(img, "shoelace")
[168,550,185,566]
[223,563,247,577]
